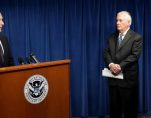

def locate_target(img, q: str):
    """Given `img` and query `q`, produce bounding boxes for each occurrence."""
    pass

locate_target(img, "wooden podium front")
[0,60,70,118]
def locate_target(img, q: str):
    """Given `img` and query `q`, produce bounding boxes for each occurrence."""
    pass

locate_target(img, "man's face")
[116,14,130,33]
[0,14,4,32]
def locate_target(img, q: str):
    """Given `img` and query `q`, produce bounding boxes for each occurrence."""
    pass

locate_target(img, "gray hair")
[117,11,132,26]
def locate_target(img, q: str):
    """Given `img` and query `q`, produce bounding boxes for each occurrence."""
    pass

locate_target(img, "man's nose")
[1,21,4,25]
[0,21,4,26]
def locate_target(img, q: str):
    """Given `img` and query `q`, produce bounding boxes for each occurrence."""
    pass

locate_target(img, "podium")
[0,60,70,118]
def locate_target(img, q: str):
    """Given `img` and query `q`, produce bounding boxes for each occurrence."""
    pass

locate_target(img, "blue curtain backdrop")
[0,0,150,117]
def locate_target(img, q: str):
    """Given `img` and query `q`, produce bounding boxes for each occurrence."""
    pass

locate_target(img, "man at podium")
[0,12,14,67]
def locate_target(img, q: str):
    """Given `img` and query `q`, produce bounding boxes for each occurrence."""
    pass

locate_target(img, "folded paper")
[102,68,123,79]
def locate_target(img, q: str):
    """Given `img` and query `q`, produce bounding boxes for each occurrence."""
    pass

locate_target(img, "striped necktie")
[118,33,124,46]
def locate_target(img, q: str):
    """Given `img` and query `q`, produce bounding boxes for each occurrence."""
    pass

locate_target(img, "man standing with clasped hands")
[104,11,143,118]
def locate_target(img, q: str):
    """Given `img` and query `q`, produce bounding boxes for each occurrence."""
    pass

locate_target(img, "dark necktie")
[0,43,4,65]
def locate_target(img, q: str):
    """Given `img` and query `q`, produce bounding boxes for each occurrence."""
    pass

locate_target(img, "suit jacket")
[104,29,143,88]
[0,33,14,67]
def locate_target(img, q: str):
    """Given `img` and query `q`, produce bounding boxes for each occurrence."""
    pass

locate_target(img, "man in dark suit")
[104,11,143,118]
[0,12,14,67]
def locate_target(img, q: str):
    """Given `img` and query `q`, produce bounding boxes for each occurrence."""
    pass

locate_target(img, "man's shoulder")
[129,29,142,38]
[108,32,118,40]
[0,32,8,40]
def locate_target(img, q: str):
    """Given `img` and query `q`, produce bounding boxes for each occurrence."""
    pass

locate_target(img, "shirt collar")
[119,27,130,36]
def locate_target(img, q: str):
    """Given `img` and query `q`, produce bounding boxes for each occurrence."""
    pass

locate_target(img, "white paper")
[102,68,123,79]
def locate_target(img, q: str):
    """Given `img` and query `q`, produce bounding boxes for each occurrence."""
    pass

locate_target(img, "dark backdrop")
[0,0,150,117]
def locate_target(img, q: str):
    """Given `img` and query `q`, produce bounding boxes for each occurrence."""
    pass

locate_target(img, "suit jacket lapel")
[117,29,132,51]
[115,33,119,53]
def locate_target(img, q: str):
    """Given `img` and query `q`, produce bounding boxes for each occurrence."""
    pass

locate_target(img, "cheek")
[123,24,127,28]
[119,23,125,27]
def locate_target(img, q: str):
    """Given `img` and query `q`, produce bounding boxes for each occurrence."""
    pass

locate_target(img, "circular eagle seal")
[24,74,49,104]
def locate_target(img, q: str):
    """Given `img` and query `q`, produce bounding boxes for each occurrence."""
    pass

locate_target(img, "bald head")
[116,11,132,33]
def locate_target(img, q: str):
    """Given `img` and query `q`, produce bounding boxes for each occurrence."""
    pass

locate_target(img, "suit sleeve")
[4,36,15,66]
[7,40,14,66]
[7,43,14,66]
[119,35,143,70]
[104,39,113,67]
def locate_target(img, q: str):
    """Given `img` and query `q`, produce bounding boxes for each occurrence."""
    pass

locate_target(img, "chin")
[117,27,120,30]
[117,29,121,32]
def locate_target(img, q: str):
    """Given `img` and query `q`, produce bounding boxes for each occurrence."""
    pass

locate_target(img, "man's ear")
[127,20,131,27]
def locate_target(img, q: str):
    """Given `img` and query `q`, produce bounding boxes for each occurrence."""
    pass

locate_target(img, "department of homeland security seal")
[24,74,49,104]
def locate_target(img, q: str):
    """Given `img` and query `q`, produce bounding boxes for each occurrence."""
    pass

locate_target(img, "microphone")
[18,57,25,65]
[26,56,33,64]
[30,53,39,63]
